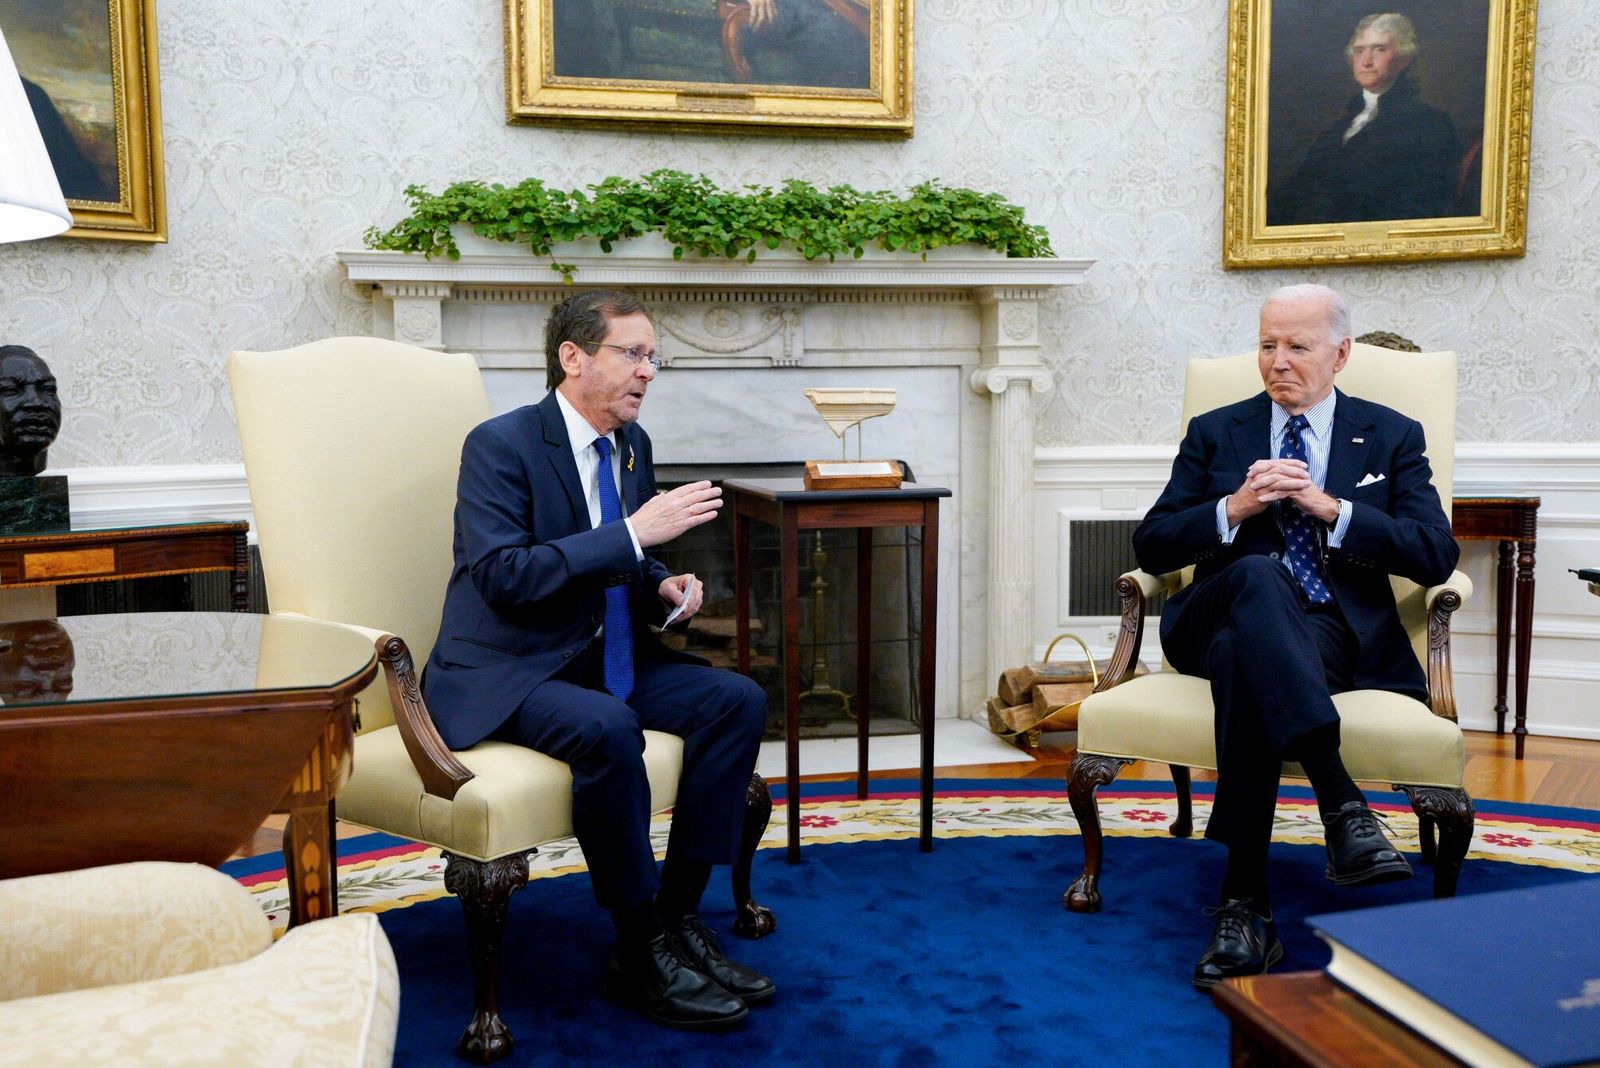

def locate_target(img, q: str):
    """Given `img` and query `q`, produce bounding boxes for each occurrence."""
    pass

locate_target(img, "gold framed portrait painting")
[505,0,912,136]
[1223,0,1536,268]
[0,0,166,242]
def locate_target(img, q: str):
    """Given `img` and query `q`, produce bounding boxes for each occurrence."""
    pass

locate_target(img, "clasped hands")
[1226,459,1340,527]
[632,480,722,624]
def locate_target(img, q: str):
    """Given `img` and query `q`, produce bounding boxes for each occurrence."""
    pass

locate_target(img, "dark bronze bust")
[0,345,62,477]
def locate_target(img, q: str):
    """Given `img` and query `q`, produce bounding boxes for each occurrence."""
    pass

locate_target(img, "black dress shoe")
[667,914,776,1004]
[1323,801,1413,886]
[1192,899,1283,991]
[601,933,749,1029]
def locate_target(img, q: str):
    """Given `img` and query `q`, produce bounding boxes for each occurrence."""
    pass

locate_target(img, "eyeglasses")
[580,340,663,372]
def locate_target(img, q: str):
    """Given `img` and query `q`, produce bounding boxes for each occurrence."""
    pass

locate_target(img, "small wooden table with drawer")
[0,519,250,620]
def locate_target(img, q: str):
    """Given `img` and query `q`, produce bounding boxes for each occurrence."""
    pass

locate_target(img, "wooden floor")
[235,727,1600,861]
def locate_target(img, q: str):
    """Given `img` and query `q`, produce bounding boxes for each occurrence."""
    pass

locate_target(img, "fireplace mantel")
[338,245,1093,720]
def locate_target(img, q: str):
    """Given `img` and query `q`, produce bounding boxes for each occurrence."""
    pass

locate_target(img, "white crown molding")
[55,464,252,530]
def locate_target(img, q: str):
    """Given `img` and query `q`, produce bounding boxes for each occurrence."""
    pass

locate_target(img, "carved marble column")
[970,287,1052,692]
[381,282,452,350]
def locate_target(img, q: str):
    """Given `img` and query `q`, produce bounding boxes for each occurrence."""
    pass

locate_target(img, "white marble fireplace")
[338,243,1091,719]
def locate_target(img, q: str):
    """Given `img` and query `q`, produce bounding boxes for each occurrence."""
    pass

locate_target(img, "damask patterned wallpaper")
[1,0,1595,468]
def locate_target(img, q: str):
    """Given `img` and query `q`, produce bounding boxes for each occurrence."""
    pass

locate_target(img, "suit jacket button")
[562,649,573,659]
[1270,551,1280,560]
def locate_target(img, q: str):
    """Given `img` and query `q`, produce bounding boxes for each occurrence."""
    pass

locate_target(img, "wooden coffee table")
[1213,971,1463,1067]
[0,612,376,926]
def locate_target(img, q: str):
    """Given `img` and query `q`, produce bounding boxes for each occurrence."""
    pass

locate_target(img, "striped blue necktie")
[592,436,634,701]
[1280,414,1333,605]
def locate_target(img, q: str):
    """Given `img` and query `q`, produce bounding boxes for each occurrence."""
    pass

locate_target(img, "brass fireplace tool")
[797,529,853,719]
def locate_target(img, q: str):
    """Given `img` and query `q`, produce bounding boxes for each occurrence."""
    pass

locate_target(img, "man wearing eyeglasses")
[424,290,773,1030]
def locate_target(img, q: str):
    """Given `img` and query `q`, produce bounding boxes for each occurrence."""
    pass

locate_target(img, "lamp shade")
[0,24,72,243]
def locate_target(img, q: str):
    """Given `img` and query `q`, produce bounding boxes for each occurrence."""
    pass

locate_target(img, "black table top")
[722,477,951,503]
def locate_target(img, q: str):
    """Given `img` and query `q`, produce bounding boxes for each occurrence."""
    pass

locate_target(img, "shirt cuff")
[1327,498,1353,547]
[623,518,645,562]
[1216,496,1241,544]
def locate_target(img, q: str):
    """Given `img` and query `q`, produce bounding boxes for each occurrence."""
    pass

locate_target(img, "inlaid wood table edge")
[1213,971,1465,1067]
[1450,496,1537,759]
[0,520,252,610]
[725,477,951,864]
[0,614,376,929]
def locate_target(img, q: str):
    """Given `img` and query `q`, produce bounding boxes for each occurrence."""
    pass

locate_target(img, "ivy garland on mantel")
[363,170,1055,280]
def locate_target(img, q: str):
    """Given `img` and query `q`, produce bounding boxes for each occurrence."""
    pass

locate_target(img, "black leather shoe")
[1323,801,1413,886]
[667,914,776,1004]
[601,933,749,1029]
[1192,899,1283,990]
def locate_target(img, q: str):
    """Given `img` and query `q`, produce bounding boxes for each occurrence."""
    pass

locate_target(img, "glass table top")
[0,612,376,710]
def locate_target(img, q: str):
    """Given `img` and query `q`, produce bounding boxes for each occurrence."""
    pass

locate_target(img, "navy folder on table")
[1310,879,1600,1066]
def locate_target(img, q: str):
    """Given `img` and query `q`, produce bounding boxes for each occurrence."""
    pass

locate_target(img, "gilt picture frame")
[1222,0,1536,269]
[0,0,166,242]
[504,0,912,137]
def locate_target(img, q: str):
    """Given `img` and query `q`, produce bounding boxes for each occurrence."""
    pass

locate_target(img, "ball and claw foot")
[458,1011,512,1064]
[1063,876,1101,914]
[732,899,777,938]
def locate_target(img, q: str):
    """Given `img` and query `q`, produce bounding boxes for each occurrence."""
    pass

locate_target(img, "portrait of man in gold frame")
[1223,0,1535,269]
[0,0,166,242]
[505,0,913,137]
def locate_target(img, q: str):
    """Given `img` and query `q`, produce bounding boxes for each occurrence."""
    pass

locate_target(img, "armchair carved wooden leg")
[732,772,777,938]
[444,851,531,1064]
[1169,765,1194,839]
[1064,753,1132,913]
[1399,786,1475,899]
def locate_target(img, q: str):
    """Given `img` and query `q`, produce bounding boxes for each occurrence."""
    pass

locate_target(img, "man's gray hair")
[1263,284,1352,345]
[1347,12,1419,60]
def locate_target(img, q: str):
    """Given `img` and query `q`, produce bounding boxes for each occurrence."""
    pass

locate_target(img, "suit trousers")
[492,644,767,909]
[1161,555,1358,849]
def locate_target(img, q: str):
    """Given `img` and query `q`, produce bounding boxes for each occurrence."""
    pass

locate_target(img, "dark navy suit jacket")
[423,392,699,750]
[1132,389,1459,701]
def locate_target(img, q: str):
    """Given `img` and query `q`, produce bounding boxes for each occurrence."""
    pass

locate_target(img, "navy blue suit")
[424,393,766,908]
[1133,389,1458,847]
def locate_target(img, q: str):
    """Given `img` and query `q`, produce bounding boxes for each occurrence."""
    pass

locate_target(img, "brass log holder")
[798,529,854,721]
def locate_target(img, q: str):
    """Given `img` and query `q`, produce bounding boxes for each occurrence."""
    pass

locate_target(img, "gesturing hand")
[631,481,723,548]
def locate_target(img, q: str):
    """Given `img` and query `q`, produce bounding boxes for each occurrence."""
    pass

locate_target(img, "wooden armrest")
[1426,569,1473,610]
[1094,571,1156,694]
[1423,570,1471,723]
[373,634,476,801]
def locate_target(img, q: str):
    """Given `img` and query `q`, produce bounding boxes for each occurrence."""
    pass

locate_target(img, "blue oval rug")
[228,780,1600,1066]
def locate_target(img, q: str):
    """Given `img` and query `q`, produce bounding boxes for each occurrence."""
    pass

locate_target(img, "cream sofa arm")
[1426,569,1474,610]
[0,913,399,1068]
[0,863,270,1002]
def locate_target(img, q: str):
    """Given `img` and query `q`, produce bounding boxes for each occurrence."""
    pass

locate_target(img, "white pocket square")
[1356,472,1386,487]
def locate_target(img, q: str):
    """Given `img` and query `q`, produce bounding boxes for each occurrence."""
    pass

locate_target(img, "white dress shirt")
[554,389,645,562]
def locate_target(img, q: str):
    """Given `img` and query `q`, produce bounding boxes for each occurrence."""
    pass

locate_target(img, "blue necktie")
[1280,414,1333,605]
[592,436,634,701]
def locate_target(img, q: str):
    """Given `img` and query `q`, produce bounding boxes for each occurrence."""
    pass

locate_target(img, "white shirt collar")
[1271,389,1337,442]
[1361,88,1383,109]
[554,387,610,458]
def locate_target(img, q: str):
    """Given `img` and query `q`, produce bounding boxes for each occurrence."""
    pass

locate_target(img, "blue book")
[1309,880,1600,1067]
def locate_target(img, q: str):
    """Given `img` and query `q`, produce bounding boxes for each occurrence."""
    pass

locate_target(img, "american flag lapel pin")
[627,444,635,471]
[1352,437,1364,443]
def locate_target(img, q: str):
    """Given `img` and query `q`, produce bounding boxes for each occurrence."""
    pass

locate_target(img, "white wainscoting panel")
[1035,444,1600,743]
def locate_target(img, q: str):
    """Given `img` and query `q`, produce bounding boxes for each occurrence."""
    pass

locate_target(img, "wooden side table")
[725,477,950,863]
[0,519,251,621]
[1450,497,1538,759]
[1213,972,1462,1067]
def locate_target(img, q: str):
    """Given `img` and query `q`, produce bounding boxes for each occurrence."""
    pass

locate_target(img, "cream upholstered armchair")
[0,862,398,1066]
[227,337,773,1064]
[1064,343,1475,911]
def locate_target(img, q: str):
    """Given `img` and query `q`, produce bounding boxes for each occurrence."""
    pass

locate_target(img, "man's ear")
[558,340,586,379]
[1333,337,1352,374]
